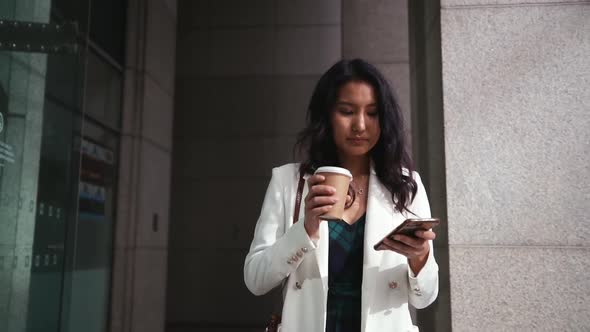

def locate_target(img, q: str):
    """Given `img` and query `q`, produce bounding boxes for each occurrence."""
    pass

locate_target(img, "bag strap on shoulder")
[293,173,305,224]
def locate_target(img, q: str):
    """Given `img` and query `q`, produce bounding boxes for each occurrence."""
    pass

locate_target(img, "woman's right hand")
[303,174,339,240]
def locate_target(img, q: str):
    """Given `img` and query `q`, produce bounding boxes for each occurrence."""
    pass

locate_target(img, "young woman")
[244,59,438,332]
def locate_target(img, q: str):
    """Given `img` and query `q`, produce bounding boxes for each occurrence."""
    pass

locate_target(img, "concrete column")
[409,0,452,330]
[342,0,412,131]
[169,0,340,330]
[441,1,590,330]
[110,0,176,332]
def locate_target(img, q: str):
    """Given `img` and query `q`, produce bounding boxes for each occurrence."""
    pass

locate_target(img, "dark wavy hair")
[295,59,417,213]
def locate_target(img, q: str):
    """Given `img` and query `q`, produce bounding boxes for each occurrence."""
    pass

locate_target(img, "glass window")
[84,51,123,130]
[0,0,124,331]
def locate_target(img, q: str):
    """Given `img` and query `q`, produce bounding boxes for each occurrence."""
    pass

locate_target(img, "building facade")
[0,0,588,331]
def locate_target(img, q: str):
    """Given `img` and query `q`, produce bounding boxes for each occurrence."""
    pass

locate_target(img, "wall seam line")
[441,1,590,10]
[449,244,590,249]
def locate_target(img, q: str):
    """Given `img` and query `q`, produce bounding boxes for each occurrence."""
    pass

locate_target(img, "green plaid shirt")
[326,214,366,332]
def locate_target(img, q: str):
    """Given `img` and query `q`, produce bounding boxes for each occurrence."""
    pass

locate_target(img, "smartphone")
[373,217,440,250]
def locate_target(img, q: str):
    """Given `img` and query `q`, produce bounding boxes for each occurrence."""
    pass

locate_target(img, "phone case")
[373,218,440,250]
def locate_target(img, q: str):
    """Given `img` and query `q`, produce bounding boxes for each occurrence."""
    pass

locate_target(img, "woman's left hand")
[378,229,436,274]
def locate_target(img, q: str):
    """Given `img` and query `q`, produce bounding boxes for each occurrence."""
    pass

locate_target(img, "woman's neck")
[339,155,371,178]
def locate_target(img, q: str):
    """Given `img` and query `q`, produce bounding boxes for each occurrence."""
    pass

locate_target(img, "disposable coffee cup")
[314,166,353,222]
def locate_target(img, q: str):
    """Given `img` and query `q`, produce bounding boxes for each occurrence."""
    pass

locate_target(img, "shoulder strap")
[292,173,305,224]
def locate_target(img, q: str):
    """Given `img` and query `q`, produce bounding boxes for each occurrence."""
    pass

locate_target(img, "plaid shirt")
[326,214,366,332]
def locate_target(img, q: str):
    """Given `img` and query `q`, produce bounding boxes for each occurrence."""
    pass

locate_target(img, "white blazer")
[244,163,439,332]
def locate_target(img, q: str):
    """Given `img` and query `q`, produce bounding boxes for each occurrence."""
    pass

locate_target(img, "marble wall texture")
[440,1,590,331]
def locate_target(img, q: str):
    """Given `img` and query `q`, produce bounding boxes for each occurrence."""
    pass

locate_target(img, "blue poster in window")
[76,137,114,222]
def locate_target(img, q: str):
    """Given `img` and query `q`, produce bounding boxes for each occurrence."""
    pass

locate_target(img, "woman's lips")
[347,138,369,144]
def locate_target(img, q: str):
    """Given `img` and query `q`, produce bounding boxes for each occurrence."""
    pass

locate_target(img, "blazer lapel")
[361,167,397,328]
[305,168,398,298]
[315,220,330,292]
[364,167,396,272]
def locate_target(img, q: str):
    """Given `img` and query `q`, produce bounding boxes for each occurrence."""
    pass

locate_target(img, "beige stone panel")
[275,26,341,75]
[276,0,341,25]
[450,246,590,331]
[342,0,409,62]
[441,5,590,246]
[143,75,174,150]
[146,0,177,94]
[131,248,168,332]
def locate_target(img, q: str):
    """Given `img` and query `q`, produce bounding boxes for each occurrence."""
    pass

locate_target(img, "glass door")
[0,0,90,331]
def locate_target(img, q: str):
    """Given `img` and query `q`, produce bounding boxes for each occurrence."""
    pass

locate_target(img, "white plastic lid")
[314,166,353,179]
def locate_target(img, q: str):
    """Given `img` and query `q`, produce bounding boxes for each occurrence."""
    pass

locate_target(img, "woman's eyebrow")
[334,101,355,106]
[334,101,377,107]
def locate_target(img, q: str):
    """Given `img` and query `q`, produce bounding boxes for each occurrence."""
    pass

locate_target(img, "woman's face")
[330,80,381,161]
